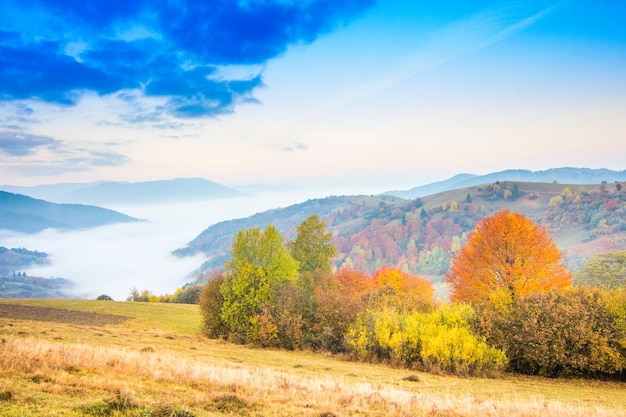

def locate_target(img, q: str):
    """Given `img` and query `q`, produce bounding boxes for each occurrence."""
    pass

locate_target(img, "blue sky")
[1,0,625,191]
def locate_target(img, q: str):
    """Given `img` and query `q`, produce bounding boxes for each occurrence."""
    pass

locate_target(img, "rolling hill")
[177,180,626,281]
[0,191,140,233]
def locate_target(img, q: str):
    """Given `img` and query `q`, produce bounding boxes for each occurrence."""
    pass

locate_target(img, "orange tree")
[445,210,572,305]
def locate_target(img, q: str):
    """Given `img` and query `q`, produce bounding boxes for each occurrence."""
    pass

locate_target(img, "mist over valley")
[2,167,625,301]
[0,186,355,300]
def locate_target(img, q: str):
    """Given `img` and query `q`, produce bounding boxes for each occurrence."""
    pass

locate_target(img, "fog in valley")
[1,187,354,301]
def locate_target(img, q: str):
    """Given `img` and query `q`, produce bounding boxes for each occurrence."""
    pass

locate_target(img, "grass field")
[1,299,625,416]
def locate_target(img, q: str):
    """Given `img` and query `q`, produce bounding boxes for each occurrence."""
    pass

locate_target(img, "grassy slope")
[1,299,625,417]
[421,182,590,218]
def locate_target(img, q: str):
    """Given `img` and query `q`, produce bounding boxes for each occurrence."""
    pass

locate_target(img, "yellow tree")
[446,210,572,305]
[374,266,435,311]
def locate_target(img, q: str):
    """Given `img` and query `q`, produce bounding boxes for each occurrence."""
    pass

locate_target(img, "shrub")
[96,294,113,301]
[199,274,229,339]
[477,287,626,377]
[175,285,202,304]
[575,250,626,289]
[346,304,507,375]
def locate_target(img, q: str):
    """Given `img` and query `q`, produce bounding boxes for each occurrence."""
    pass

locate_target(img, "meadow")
[1,299,624,417]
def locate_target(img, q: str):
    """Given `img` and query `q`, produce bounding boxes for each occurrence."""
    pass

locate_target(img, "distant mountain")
[0,178,246,205]
[0,191,140,233]
[0,181,106,202]
[386,168,626,199]
[385,173,476,200]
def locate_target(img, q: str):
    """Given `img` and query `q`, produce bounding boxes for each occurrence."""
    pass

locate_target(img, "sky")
[1,0,625,192]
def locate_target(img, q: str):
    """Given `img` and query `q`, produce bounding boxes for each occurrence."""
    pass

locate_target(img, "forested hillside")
[178,181,626,279]
[0,247,48,275]
[0,191,140,233]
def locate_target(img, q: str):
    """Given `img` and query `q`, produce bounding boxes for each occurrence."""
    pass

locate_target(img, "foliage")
[220,225,298,344]
[346,304,507,375]
[477,182,522,201]
[446,210,572,306]
[542,185,626,239]
[300,270,364,351]
[199,274,229,339]
[96,294,113,301]
[371,266,435,312]
[575,250,626,289]
[417,246,450,275]
[0,274,72,298]
[476,287,626,377]
[174,285,202,304]
[334,268,376,300]
[287,214,337,273]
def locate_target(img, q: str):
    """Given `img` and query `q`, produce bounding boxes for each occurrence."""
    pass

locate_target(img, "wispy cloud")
[342,1,564,101]
[278,142,309,152]
[7,151,131,176]
[0,131,130,175]
[0,103,40,130]
[0,0,375,118]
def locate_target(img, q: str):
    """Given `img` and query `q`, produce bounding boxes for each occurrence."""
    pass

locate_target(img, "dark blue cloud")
[0,0,375,117]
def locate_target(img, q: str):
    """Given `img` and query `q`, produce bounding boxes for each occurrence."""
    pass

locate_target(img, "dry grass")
[1,299,625,416]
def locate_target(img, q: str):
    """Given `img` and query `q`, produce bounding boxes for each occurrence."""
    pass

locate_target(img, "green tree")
[288,215,337,273]
[576,250,626,289]
[175,284,202,304]
[417,247,450,275]
[220,225,298,343]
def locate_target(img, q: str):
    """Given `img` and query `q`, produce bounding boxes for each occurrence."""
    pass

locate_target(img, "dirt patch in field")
[0,304,129,326]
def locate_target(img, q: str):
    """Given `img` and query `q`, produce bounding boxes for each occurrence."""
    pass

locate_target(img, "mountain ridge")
[0,178,246,205]
[385,167,626,199]
[0,191,140,233]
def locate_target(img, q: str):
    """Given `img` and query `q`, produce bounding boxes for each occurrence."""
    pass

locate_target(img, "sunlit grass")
[1,299,624,416]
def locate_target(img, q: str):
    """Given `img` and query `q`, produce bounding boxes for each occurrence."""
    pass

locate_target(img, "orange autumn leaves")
[334,266,435,311]
[446,210,572,306]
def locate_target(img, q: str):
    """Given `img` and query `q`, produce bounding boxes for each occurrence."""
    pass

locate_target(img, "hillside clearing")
[0,299,624,416]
